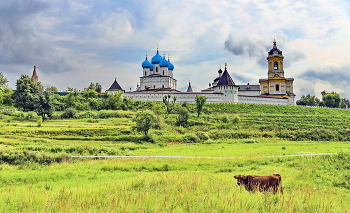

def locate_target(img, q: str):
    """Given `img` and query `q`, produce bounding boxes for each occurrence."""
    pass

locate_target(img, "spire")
[31,66,38,83]
[186,81,193,92]
[216,64,235,86]
[108,78,123,91]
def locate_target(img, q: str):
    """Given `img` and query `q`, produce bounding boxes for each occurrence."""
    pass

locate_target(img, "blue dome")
[142,56,152,68]
[151,50,162,64]
[168,59,174,70]
[159,56,169,67]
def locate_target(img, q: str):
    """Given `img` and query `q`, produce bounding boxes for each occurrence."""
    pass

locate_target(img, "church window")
[156,67,158,72]
[145,72,146,76]
[274,62,278,70]
[163,71,164,75]
[276,84,280,91]
[154,85,155,88]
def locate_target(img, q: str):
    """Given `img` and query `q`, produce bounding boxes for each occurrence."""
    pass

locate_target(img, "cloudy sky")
[1,0,350,100]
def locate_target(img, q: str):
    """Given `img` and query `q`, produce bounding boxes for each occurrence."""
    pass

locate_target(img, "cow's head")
[234,175,247,186]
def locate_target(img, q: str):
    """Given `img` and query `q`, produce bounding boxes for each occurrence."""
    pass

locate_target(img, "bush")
[79,111,97,119]
[232,115,240,124]
[196,132,210,141]
[182,133,200,143]
[176,108,189,127]
[61,108,77,119]
[36,117,42,127]
[221,114,229,123]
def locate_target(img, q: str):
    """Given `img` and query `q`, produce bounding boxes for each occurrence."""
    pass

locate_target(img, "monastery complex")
[107,40,295,105]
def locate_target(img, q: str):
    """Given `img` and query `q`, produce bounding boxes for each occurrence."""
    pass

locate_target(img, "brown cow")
[234,174,283,193]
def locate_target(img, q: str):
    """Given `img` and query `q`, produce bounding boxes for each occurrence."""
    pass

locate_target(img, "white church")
[107,40,295,105]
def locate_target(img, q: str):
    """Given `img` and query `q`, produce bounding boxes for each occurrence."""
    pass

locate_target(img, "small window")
[156,67,158,72]
[276,84,279,91]
[274,62,278,70]
[163,71,164,75]
[145,72,146,76]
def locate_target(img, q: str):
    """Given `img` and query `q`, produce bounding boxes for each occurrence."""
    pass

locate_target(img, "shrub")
[182,133,200,143]
[61,108,77,119]
[232,115,240,124]
[176,108,189,127]
[36,117,42,127]
[221,114,229,123]
[79,111,97,119]
[196,132,210,141]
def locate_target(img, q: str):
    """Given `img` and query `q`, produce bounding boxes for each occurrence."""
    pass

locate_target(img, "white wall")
[238,95,290,105]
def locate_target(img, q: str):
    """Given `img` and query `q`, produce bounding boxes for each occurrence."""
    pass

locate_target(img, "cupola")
[151,49,163,64]
[159,56,169,67]
[142,56,153,68]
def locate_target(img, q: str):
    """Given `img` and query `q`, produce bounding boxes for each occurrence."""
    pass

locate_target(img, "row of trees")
[0,73,135,119]
[0,73,209,123]
[296,91,348,108]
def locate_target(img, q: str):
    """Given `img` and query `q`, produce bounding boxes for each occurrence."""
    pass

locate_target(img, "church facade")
[108,40,295,105]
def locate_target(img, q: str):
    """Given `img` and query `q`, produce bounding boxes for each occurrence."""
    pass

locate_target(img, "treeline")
[0,73,208,125]
[296,91,349,108]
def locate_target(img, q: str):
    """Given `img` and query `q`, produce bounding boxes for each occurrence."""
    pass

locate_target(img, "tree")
[176,107,189,127]
[0,72,8,89]
[195,95,207,117]
[323,94,341,108]
[0,73,13,106]
[45,86,58,92]
[163,95,174,114]
[132,110,157,137]
[12,75,43,111]
[34,92,54,119]
[296,94,320,106]
[86,82,102,93]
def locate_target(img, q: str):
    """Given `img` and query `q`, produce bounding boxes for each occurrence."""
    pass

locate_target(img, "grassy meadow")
[0,103,350,212]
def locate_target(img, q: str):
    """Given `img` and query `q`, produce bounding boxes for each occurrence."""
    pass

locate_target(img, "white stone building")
[108,41,295,105]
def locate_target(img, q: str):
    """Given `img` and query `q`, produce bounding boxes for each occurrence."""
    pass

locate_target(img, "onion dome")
[159,56,169,67]
[168,58,174,70]
[142,56,152,68]
[268,39,283,56]
[151,49,163,64]
[218,68,222,74]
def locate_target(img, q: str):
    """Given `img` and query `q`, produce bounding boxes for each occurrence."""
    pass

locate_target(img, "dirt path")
[72,153,349,159]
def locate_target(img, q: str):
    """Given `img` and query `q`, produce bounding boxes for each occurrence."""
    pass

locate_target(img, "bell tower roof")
[268,39,283,56]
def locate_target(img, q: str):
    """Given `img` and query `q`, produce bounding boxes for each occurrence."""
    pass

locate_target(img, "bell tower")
[259,39,295,104]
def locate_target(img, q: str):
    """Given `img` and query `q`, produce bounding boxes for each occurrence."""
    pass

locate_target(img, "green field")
[0,104,350,212]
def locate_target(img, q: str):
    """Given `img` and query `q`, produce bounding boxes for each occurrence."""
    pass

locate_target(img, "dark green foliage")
[296,94,320,106]
[86,82,102,93]
[132,110,158,137]
[176,107,189,126]
[181,133,200,143]
[195,95,207,117]
[61,108,77,118]
[12,75,43,111]
[323,94,341,108]
[34,92,54,119]
[163,95,174,114]
[0,151,71,165]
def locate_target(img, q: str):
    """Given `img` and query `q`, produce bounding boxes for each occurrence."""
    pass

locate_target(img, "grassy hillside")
[0,104,349,212]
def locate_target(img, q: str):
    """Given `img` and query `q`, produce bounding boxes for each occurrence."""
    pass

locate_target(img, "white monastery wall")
[238,95,289,105]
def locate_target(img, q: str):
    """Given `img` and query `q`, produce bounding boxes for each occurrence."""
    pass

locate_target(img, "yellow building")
[259,40,295,104]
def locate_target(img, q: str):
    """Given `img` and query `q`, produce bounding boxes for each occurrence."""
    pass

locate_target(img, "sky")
[1,0,350,100]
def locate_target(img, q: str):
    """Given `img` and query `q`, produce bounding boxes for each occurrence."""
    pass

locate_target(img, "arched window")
[145,72,146,76]
[274,62,278,70]
[276,84,279,91]
[156,67,158,72]
[163,71,164,75]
